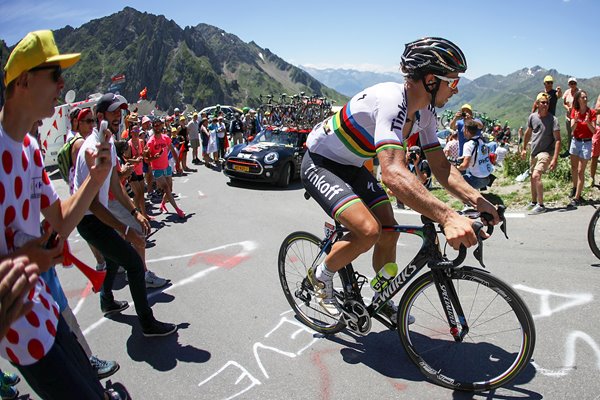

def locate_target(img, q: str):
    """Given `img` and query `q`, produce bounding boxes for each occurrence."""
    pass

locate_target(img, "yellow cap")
[461,103,472,111]
[536,92,549,102]
[4,30,81,86]
[543,75,553,82]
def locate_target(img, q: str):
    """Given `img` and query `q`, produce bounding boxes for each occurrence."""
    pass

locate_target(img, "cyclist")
[301,37,500,318]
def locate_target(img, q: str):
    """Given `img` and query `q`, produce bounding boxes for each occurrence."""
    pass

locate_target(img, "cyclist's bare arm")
[379,148,477,249]
[427,149,500,225]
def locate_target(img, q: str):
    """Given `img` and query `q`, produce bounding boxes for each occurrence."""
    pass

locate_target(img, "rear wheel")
[278,231,345,334]
[587,207,600,259]
[398,267,535,391]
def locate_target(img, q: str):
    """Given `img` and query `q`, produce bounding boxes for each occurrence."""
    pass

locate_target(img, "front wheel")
[587,207,600,259]
[278,232,345,334]
[276,163,292,187]
[398,267,535,392]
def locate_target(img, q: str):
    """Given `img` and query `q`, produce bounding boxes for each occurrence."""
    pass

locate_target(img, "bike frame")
[322,220,474,339]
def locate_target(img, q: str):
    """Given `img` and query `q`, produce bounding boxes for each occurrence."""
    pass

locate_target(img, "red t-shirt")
[147,133,171,170]
[571,108,597,139]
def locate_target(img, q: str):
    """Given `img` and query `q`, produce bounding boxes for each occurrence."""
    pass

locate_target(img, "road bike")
[587,206,600,259]
[278,205,536,391]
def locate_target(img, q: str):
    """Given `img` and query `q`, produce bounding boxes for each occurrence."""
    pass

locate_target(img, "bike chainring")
[341,300,371,335]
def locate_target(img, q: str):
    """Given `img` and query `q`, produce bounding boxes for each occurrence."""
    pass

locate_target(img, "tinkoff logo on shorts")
[305,163,344,200]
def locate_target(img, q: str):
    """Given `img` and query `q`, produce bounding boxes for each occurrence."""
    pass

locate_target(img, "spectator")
[590,94,600,188]
[187,112,201,164]
[123,124,148,219]
[562,77,579,157]
[216,115,227,162]
[1,29,123,399]
[146,116,186,218]
[207,116,219,164]
[229,112,244,145]
[177,115,193,172]
[449,103,484,156]
[568,90,596,207]
[67,107,80,141]
[517,126,524,152]
[443,131,459,161]
[200,117,213,167]
[397,146,432,209]
[521,92,561,214]
[457,120,495,190]
[74,93,178,338]
[532,75,562,116]
[494,141,509,167]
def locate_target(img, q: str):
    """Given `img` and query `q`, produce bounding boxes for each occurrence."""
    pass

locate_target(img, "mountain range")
[0,7,348,112]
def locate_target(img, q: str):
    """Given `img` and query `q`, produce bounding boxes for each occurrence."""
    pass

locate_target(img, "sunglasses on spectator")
[434,75,460,89]
[538,101,548,105]
[544,81,553,84]
[569,82,577,85]
[29,65,62,82]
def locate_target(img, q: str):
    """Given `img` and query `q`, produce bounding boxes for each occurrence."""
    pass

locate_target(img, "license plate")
[233,165,249,172]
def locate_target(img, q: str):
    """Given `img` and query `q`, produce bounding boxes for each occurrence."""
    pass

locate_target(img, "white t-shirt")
[187,120,199,140]
[462,137,494,178]
[0,125,60,366]
[307,82,440,167]
[73,128,116,212]
[495,146,509,165]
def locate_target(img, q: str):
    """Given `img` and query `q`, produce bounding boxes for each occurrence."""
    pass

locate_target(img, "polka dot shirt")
[0,125,60,366]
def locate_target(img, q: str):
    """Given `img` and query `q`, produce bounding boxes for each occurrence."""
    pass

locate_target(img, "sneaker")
[0,384,17,400]
[306,266,341,318]
[89,355,120,379]
[528,204,546,215]
[142,319,178,337]
[145,270,168,288]
[568,198,579,209]
[95,262,107,272]
[101,300,129,316]
[525,201,537,211]
[105,387,129,400]
[0,371,19,386]
[376,298,416,325]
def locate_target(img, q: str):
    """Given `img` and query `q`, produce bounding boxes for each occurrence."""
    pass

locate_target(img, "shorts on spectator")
[152,166,173,179]
[108,200,142,235]
[570,138,592,160]
[130,172,144,182]
[592,127,600,157]
[190,138,200,150]
[530,152,551,174]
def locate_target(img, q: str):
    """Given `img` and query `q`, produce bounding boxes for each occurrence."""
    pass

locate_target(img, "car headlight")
[264,152,279,164]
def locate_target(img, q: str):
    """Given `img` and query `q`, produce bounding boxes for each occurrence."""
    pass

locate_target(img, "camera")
[461,112,466,118]
[408,151,418,162]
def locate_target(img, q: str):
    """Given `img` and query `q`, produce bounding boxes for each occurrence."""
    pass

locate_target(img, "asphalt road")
[3,164,600,400]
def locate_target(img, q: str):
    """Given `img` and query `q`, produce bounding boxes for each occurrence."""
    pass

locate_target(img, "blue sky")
[1,0,598,81]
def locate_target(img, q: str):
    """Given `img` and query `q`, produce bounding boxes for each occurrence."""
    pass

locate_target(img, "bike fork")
[432,270,469,342]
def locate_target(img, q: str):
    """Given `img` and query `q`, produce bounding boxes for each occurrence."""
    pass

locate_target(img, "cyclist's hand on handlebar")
[475,198,501,226]
[444,214,479,250]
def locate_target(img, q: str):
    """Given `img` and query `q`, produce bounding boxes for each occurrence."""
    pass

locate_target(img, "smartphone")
[44,232,59,249]
[95,120,109,166]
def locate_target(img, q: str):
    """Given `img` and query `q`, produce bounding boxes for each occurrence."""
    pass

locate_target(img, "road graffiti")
[198,313,320,399]
[515,284,599,378]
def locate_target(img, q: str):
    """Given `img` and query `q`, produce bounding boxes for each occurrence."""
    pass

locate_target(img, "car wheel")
[276,163,291,187]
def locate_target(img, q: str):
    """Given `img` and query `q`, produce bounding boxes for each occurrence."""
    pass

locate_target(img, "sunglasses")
[434,74,460,89]
[29,65,62,82]
[538,101,548,105]
[569,82,577,85]
[544,81,553,84]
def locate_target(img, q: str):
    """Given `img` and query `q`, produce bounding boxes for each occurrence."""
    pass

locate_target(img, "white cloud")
[298,62,399,74]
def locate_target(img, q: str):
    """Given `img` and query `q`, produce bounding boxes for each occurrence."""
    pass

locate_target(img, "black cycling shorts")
[300,151,390,220]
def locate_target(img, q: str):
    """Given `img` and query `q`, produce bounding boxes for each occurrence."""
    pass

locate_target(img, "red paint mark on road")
[310,349,336,400]
[187,251,250,270]
[390,381,408,391]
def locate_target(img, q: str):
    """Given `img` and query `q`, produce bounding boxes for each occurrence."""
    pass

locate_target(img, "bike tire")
[278,231,345,334]
[587,207,600,259]
[397,267,535,391]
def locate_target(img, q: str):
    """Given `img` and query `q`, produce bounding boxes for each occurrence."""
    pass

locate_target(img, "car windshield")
[252,128,299,146]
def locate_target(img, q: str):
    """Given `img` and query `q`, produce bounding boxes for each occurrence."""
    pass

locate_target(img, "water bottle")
[370,262,398,292]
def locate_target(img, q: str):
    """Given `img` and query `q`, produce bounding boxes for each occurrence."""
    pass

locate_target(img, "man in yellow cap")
[450,103,484,157]
[532,75,562,116]
[1,30,126,399]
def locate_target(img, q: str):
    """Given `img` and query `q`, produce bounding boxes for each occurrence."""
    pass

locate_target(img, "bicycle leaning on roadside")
[278,203,536,392]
